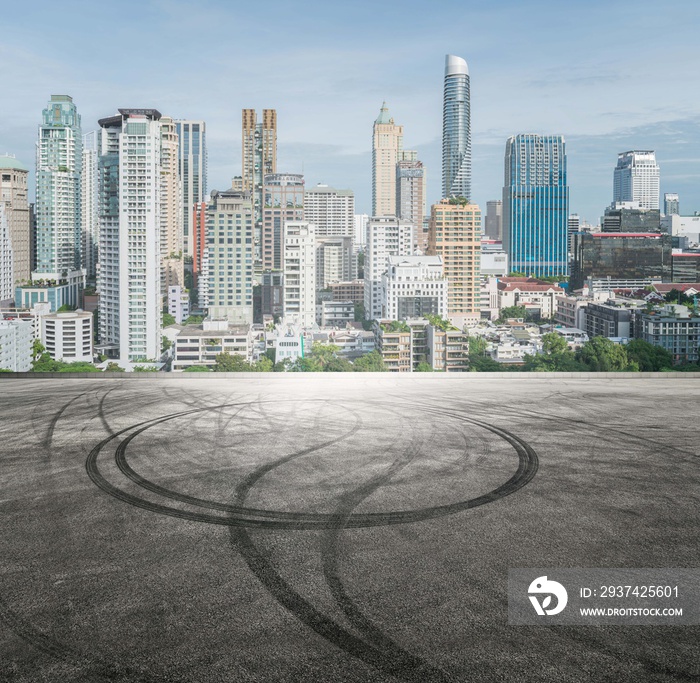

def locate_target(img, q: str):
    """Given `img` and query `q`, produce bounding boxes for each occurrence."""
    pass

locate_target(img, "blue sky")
[2,0,699,224]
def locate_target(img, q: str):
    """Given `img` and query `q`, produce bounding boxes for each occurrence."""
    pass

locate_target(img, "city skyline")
[2,1,700,226]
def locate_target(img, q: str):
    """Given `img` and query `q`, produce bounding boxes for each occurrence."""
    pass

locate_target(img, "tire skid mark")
[320,416,453,682]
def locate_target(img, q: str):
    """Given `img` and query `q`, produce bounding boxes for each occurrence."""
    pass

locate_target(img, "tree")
[163,312,176,326]
[57,304,75,312]
[625,339,673,371]
[59,362,100,373]
[254,356,274,372]
[184,365,211,372]
[425,314,454,331]
[354,302,366,322]
[576,337,632,372]
[522,332,586,372]
[133,365,159,372]
[183,315,204,325]
[468,336,488,356]
[105,362,125,372]
[162,336,172,353]
[353,351,387,372]
[469,355,505,372]
[415,361,433,372]
[213,352,253,372]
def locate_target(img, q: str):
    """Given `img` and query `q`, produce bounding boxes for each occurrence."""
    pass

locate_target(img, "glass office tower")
[442,55,471,200]
[175,120,207,259]
[503,134,569,277]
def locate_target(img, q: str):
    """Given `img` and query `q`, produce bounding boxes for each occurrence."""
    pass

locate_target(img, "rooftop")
[0,155,29,172]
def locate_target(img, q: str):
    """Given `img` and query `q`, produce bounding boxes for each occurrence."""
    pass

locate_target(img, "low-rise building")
[497,277,565,319]
[585,299,641,339]
[552,327,589,350]
[320,300,354,328]
[426,326,470,371]
[374,322,411,372]
[172,319,252,371]
[634,304,700,364]
[168,285,190,324]
[330,280,364,303]
[0,319,33,371]
[41,310,93,362]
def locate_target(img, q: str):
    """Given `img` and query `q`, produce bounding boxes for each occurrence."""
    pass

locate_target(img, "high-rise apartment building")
[428,198,481,325]
[242,109,276,265]
[503,134,569,277]
[160,116,184,294]
[35,95,83,277]
[0,205,12,303]
[484,200,503,241]
[364,216,413,320]
[442,55,471,200]
[192,201,207,302]
[283,221,315,327]
[81,131,99,280]
[613,150,660,210]
[262,174,304,271]
[304,184,354,237]
[354,214,369,249]
[316,236,355,290]
[664,192,679,216]
[372,103,403,216]
[97,109,164,362]
[381,255,448,321]
[203,189,254,323]
[175,120,207,259]
[0,156,30,287]
[396,158,425,251]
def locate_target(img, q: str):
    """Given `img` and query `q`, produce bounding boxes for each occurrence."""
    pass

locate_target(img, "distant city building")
[0,156,30,286]
[330,279,364,303]
[354,214,369,248]
[204,189,254,323]
[316,236,355,290]
[160,116,184,295]
[672,253,700,283]
[571,232,672,290]
[175,120,207,259]
[364,216,413,320]
[319,300,354,327]
[262,173,304,271]
[661,214,700,244]
[428,198,481,326]
[664,192,679,216]
[304,184,354,237]
[584,299,639,339]
[568,214,580,255]
[172,319,252,371]
[484,200,502,240]
[613,150,660,210]
[191,201,208,302]
[601,202,660,233]
[503,134,569,277]
[0,319,33,371]
[41,309,93,363]
[283,221,316,327]
[242,109,276,265]
[261,270,284,321]
[635,304,700,364]
[81,132,99,280]
[168,285,190,324]
[442,54,471,200]
[496,276,565,319]
[97,109,164,362]
[381,255,447,320]
[372,102,403,216]
[0,206,12,303]
[396,158,425,251]
[480,248,508,278]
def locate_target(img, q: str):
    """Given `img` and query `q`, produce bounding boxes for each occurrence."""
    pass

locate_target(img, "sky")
[2,0,700,225]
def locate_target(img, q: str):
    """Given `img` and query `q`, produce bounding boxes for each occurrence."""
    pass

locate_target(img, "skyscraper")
[0,156,30,287]
[442,55,471,200]
[484,200,503,241]
[97,109,164,362]
[503,134,569,277]
[428,198,481,325]
[304,184,354,237]
[262,173,304,271]
[35,95,83,277]
[81,132,99,281]
[175,120,207,259]
[283,221,316,327]
[372,102,403,216]
[396,157,426,251]
[160,116,184,294]
[613,151,660,210]
[204,189,254,323]
[242,109,276,266]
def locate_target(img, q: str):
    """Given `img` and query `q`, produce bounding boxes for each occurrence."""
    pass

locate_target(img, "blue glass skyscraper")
[442,55,471,200]
[503,134,569,277]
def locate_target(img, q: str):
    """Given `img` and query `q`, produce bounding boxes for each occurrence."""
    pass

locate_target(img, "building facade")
[396,159,425,252]
[484,200,502,240]
[41,309,93,362]
[283,222,316,327]
[428,198,481,325]
[175,120,207,259]
[372,103,403,216]
[613,150,660,210]
[635,305,700,364]
[0,156,30,287]
[381,255,447,321]
[242,109,276,266]
[364,216,413,320]
[304,184,354,237]
[204,189,254,323]
[81,131,99,281]
[503,134,569,278]
[0,206,12,303]
[442,54,471,200]
[97,109,163,362]
[160,116,184,294]
[262,173,304,271]
[0,319,33,372]
[664,193,679,216]
[316,236,355,291]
